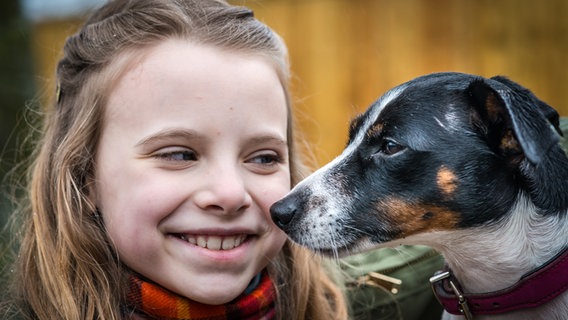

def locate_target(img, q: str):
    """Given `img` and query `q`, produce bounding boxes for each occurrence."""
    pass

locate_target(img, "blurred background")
[1,0,567,274]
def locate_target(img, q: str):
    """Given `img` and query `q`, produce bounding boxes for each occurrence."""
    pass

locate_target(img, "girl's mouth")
[174,234,248,250]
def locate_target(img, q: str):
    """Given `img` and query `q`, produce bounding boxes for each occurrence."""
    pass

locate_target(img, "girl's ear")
[466,76,568,215]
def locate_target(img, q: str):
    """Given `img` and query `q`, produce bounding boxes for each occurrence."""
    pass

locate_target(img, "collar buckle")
[430,271,474,320]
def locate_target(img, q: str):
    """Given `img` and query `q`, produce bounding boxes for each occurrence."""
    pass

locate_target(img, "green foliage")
[0,0,35,298]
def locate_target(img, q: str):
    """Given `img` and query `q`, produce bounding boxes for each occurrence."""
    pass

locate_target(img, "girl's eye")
[246,151,285,174]
[380,139,405,156]
[248,153,281,166]
[155,149,198,162]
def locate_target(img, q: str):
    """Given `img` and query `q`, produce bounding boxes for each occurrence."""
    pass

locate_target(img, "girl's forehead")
[109,40,283,100]
[101,39,288,141]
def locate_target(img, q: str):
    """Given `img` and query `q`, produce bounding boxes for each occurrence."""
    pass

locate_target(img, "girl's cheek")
[270,228,288,257]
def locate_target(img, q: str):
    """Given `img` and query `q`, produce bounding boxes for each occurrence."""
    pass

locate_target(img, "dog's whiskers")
[342,224,374,238]
[327,224,341,261]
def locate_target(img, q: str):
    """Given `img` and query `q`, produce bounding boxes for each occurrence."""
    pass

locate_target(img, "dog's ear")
[490,76,563,138]
[468,76,561,164]
[467,76,568,214]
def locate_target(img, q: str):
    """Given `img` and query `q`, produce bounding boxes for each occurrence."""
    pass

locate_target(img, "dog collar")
[429,247,568,319]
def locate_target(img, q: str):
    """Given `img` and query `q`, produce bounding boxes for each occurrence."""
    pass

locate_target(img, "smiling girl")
[2,0,347,319]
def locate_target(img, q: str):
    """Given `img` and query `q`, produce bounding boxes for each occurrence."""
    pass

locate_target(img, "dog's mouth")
[292,235,375,258]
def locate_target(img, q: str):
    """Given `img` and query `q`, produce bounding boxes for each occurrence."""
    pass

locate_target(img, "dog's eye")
[380,139,405,155]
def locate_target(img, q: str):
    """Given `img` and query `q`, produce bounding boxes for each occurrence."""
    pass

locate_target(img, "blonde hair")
[4,0,347,319]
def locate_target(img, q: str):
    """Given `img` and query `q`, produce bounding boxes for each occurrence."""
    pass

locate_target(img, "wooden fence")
[31,0,568,167]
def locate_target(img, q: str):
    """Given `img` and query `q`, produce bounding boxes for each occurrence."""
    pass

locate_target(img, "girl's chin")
[172,275,257,305]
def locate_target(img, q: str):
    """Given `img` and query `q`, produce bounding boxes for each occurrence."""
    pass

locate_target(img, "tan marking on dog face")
[437,166,458,196]
[366,122,384,138]
[380,198,460,237]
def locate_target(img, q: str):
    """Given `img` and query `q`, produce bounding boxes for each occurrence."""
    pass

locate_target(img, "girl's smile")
[173,233,248,250]
[94,39,290,305]
[163,224,263,261]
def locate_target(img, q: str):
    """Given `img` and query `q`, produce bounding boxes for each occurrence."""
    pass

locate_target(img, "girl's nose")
[193,163,252,215]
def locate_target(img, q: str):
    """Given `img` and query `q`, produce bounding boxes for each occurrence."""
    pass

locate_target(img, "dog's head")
[271,72,568,256]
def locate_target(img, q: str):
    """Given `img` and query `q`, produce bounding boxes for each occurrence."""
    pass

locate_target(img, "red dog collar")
[430,247,568,319]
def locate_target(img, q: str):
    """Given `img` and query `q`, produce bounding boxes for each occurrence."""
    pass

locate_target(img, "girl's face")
[94,39,290,305]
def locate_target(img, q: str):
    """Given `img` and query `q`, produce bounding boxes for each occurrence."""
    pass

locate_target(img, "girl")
[2,0,347,319]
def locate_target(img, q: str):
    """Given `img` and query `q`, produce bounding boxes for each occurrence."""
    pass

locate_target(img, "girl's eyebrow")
[135,128,202,147]
[135,128,287,148]
[249,135,287,146]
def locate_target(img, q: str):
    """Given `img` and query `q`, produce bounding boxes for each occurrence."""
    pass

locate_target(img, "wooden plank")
[30,0,568,167]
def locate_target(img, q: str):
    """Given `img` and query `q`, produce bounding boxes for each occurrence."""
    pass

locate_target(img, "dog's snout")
[270,195,300,230]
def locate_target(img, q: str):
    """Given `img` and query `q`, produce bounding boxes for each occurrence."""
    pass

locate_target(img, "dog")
[271,72,568,319]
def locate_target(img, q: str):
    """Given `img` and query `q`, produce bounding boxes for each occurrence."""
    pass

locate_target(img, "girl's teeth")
[222,237,236,250]
[207,236,222,250]
[197,235,207,248]
[179,234,246,250]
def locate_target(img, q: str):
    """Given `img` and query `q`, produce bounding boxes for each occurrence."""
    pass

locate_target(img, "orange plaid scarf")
[126,271,276,320]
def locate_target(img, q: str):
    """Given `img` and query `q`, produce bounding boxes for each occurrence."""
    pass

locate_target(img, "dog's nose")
[270,196,299,229]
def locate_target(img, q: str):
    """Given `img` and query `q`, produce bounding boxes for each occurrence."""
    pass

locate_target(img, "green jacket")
[560,117,568,151]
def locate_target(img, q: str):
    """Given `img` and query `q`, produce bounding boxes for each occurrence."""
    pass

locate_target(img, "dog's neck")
[407,196,568,293]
